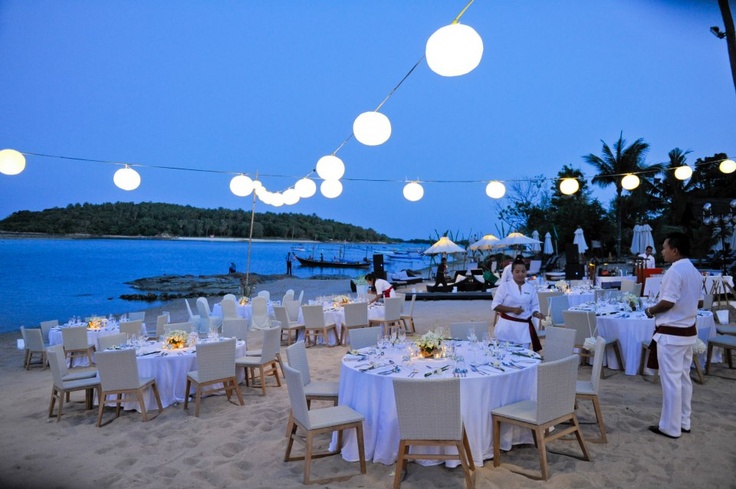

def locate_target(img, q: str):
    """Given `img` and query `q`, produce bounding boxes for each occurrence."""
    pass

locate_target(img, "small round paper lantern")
[229,174,254,196]
[283,188,300,205]
[402,182,424,202]
[353,111,392,146]
[316,155,345,180]
[425,23,484,77]
[0,149,26,175]
[485,180,506,199]
[113,165,141,191]
[621,174,640,190]
[270,192,284,207]
[674,165,693,180]
[320,179,343,199]
[720,159,736,174]
[295,177,317,198]
[559,178,579,195]
[257,188,272,204]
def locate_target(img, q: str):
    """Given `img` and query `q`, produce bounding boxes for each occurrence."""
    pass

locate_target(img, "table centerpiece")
[86,316,107,330]
[165,330,188,349]
[415,330,443,358]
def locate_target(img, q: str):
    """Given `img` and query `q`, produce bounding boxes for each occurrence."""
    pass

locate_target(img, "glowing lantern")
[621,174,640,190]
[720,159,736,174]
[320,179,343,198]
[673,165,693,180]
[485,180,506,199]
[295,177,317,198]
[0,149,26,175]
[113,165,141,191]
[283,188,300,205]
[425,23,483,77]
[402,182,424,202]
[316,155,345,180]
[229,174,254,196]
[353,111,392,146]
[559,178,579,195]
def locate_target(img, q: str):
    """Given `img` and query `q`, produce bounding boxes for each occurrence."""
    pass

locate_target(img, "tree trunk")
[719,0,736,94]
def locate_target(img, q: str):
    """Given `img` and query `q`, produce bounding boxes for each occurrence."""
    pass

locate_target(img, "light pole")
[702,200,736,275]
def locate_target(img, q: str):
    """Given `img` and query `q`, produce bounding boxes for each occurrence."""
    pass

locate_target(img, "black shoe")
[681,428,691,434]
[649,425,680,439]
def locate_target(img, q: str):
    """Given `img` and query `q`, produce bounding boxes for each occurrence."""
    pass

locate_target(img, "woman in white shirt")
[365,272,395,304]
[491,256,544,351]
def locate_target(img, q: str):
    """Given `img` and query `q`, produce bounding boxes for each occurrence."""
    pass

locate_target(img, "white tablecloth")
[212,302,275,321]
[595,311,717,375]
[297,303,385,346]
[334,342,539,467]
[49,323,148,367]
[566,291,595,307]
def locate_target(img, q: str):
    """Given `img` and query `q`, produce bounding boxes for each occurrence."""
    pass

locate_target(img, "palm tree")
[583,133,650,257]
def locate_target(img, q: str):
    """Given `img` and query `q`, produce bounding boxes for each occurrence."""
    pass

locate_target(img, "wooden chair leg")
[393,440,408,489]
[591,396,607,443]
[692,353,704,384]
[705,344,713,374]
[536,426,549,481]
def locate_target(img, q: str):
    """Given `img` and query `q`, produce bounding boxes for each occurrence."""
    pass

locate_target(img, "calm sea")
[0,237,428,333]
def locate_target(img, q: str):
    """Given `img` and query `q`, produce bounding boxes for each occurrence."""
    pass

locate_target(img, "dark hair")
[645,246,652,251]
[665,232,690,257]
[512,255,527,270]
[365,273,375,281]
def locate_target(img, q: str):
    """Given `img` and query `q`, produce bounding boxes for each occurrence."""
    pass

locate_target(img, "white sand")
[1,278,734,488]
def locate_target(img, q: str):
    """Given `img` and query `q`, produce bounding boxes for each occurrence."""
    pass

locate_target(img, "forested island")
[0,202,392,242]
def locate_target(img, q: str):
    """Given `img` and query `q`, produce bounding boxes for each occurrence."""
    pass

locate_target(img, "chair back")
[40,320,58,342]
[185,299,202,329]
[348,326,383,350]
[273,305,292,328]
[543,326,576,362]
[562,310,596,345]
[164,322,194,334]
[257,290,270,302]
[406,294,416,316]
[620,279,636,293]
[589,336,606,394]
[394,377,462,440]
[297,290,304,304]
[96,349,140,391]
[285,341,311,385]
[259,326,282,362]
[394,292,406,301]
[632,283,643,297]
[155,314,169,338]
[548,295,570,325]
[97,333,127,351]
[222,318,248,340]
[119,319,143,338]
[127,311,145,321]
[196,338,237,383]
[536,354,579,424]
[702,293,714,310]
[283,289,295,303]
[449,322,488,340]
[250,296,271,330]
[223,293,237,302]
[301,305,326,329]
[47,347,68,387]
[221,298,238,320]
[283,364,311,429]
[343,302,369,328]
[20,325,28,347]
[61,326,89,350]
[383,297,404,321]
[196,297,213,330]
[24,327,46,352]
[537,290,563,317]
[284,299,301,322]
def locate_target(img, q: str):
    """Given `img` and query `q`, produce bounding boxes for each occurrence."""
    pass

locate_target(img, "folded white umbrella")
[573,228,588,254]
[630,224,642,254]
[531,230,542,252]
[543,232,554,255]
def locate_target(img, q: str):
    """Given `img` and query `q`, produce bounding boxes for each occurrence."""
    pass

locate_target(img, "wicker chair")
[95,349,163,426]
[576,336,608,443]
[197,297,223,334]
[119,319,143,339]
[164,321,194,334]
[542,326,576,362]
[21,327,48,370]
[184,338,244,417]
[283,364,366,485]
[155,314,169,339]
[184,298,201,330]
[301,304,339,347]
[340,302,370,346]
[347,326,383,350]
[46,344,97,381]
[220,298,238,320]
[563,310,624,375]
[369,297,405,336]
[61,325,94,367]
[492,354,590,480]
[97,333,127,351]
[46,347,101,422]
[548,295,570,327]
[705,334,736,375]
[236,326,282,395]
[274,305,305,346]
[127,311,146,321]
[393,377,475,489]
[400,294,417,335]
[449,321,489,341]
[222,318,249,341]
[40,319,58,343]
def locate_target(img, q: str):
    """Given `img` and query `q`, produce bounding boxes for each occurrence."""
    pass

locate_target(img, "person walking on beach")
[365,272,394,304]
[286,252,293,275]
[644,232,702,439]
[434,257,448,287]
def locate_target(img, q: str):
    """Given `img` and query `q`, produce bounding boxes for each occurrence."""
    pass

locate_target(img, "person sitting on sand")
[228,262,237,274]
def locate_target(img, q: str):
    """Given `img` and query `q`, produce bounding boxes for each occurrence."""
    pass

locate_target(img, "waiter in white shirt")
[644,232,702,439]
[638,246,656,268]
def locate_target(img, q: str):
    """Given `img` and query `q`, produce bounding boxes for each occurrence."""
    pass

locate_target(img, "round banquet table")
[296,302,385,346]
[212,301,275,322]
[49,322,148,367]
[333,341,540,467]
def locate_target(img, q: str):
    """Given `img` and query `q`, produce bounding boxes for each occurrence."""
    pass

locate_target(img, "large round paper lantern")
[0,149,26,175]
[113,165,141,191]
[559,178,579,195]
[425,23,483,77]
[320,179,343,199]
[283,188,300,205]
[229,174,254,196]
[295,177,317,198]
[402,182,424,202]
[720,159,736,174]
[353,111,392,146]
[621,174,640,190]
[316,155,345,180]
[674,165,693,180]
[485,180,506,199]
[270,192,284,207]
[256,187,272,204]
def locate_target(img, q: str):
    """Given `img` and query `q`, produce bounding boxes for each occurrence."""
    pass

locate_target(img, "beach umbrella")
[630,224,642,254]
[495,232,541,247]
[530,230,542,252]
[423,236,466,255]
[639,223,655,252]
[543,232,554,255]
[573,227,588,254]
[469,234,500,251]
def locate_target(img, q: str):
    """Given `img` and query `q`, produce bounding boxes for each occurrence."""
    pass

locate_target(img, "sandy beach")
[2,277,735,488]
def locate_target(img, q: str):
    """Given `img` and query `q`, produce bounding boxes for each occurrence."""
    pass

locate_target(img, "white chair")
[154,314,169,338]
[348,326,383,350]
[632,283,643,296]
[46,344,97,381]
[40,319,58,343]
[537,290,563,318]
[236,326,282,396]
[184,298,202,330]
[400,294,417,334]
[576,337,608,443]
[274,305,305,346]
[492,354,590,480]
[95,349,164,426]
[119,319,143,339]
[563,310,624,374]
[620,279,636,293]
[257,290,270,302]
[297,290,304,304]
[222,318,249,341]
[543,326,576,362]
[369,297,404,335]
[393,377,475,489]
[302,305,339,347]
[97,333,127,351]
[250,296,272,330]
[46,347,100,423]
[184,338,244,417]
[223,293,237,302]
[283,364,366,485]
[283,289,295,303]
[61,326,94,367]
[527,259,542,276]
[284,299,302,323]
[220,298,238,320]
[449,322,488,340]
[127,311,146,321]
[164,321,194,335]
[196,297,223,333]
[21,327,48,370]
[340,302,370,346]
[705,334,736,375]
[548,295,570,327]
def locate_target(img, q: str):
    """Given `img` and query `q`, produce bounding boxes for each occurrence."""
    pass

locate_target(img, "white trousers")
[657,342,693,437]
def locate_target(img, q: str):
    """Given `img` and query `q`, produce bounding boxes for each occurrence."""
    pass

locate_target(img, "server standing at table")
[644,232,702,439]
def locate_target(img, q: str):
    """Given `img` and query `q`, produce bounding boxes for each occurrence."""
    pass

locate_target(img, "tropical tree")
[583,133,651,257]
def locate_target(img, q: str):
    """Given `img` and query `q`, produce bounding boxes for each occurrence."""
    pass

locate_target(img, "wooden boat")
[294,254,371,269]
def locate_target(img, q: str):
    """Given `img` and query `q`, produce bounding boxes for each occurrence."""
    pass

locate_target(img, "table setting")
[48,314,148,352]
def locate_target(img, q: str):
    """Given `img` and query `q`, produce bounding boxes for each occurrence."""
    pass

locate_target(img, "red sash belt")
[646,323,697,370]
[499,312,542,352]
[383,286,393,298]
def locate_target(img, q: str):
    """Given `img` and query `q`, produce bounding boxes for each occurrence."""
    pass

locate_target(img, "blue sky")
[0,0,734,241]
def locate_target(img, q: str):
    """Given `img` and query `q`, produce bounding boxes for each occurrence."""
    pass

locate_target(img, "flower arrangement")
[334,295,350,306]
[541,315,553,328]
[622,293,639,310]
[555,280,568,292]
[165,330,188,349]
[583,336,597,351]
[86,316,106,330]
[415,330,443,357]
[693,338,706,355]
[239,296,249,305]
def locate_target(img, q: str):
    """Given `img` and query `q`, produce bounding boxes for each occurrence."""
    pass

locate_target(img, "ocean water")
[0,238,428,332]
